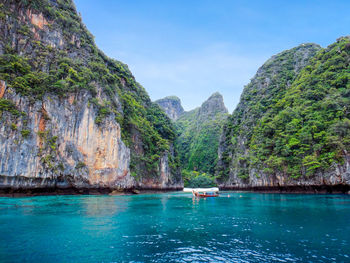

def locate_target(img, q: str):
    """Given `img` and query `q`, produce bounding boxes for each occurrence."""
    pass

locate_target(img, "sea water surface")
[0,192,349,263]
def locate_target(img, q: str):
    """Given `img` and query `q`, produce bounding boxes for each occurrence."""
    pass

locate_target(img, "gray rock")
[155,96,184,121]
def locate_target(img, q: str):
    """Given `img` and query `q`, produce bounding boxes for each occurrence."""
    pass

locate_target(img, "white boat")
[183,187,219,197]
[183,187,219,192]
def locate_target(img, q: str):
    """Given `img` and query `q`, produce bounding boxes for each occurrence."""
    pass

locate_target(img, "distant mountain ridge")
[156,92,228,177]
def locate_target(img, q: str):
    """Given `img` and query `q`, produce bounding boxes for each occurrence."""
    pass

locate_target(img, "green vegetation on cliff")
[218,38,350,183]
[182,170,216,188]
[0,0,179,179]
[217,43,322,182]
[251,37,350,178]
[176,110,227,174]
[158,93,228,186]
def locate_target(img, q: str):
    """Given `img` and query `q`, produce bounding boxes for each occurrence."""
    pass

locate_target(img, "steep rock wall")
[0,1,183,192]
[220,155,350,191]
[0,81,134,190]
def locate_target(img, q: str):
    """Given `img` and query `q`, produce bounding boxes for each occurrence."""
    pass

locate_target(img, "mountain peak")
[199,92,228,117]
[259,43,321,76]
[207,92,223,100]
[155,96,184,120]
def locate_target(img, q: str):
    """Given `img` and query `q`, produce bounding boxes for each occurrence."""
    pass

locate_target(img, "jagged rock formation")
[197,92,228,121]
[217,39,350,192]
[157,92,228,175]
[155,96,184,121]
[0,0,182,193]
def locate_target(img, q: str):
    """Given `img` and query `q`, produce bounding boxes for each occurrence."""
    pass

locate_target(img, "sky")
[74,0,350,112]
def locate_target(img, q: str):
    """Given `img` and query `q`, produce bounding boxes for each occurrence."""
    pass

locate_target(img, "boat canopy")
[183,187,219,192]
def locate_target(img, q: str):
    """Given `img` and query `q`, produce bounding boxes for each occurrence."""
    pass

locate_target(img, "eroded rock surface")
[155,96,184,121]
[0,1,182,192]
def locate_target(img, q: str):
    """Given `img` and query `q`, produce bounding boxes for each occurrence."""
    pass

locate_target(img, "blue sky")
[74,0,350,112]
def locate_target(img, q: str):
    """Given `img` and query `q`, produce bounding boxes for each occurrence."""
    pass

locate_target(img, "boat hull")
[194,192,219,198]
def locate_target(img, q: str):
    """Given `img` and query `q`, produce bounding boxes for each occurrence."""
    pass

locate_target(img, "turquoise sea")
[0,192,349,262]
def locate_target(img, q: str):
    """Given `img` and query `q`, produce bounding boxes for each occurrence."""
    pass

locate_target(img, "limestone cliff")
[0,0,182,193]
[159,92,228,175]
[155,96,184,121]
[0,82,133,190]
[217,40,350,192]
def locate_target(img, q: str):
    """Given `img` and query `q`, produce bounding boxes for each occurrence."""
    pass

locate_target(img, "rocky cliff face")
[217,40,350,192]
[0,0,182,193]
[155,96,184,121]
[0,82,134,190]
[197,92,228,121]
